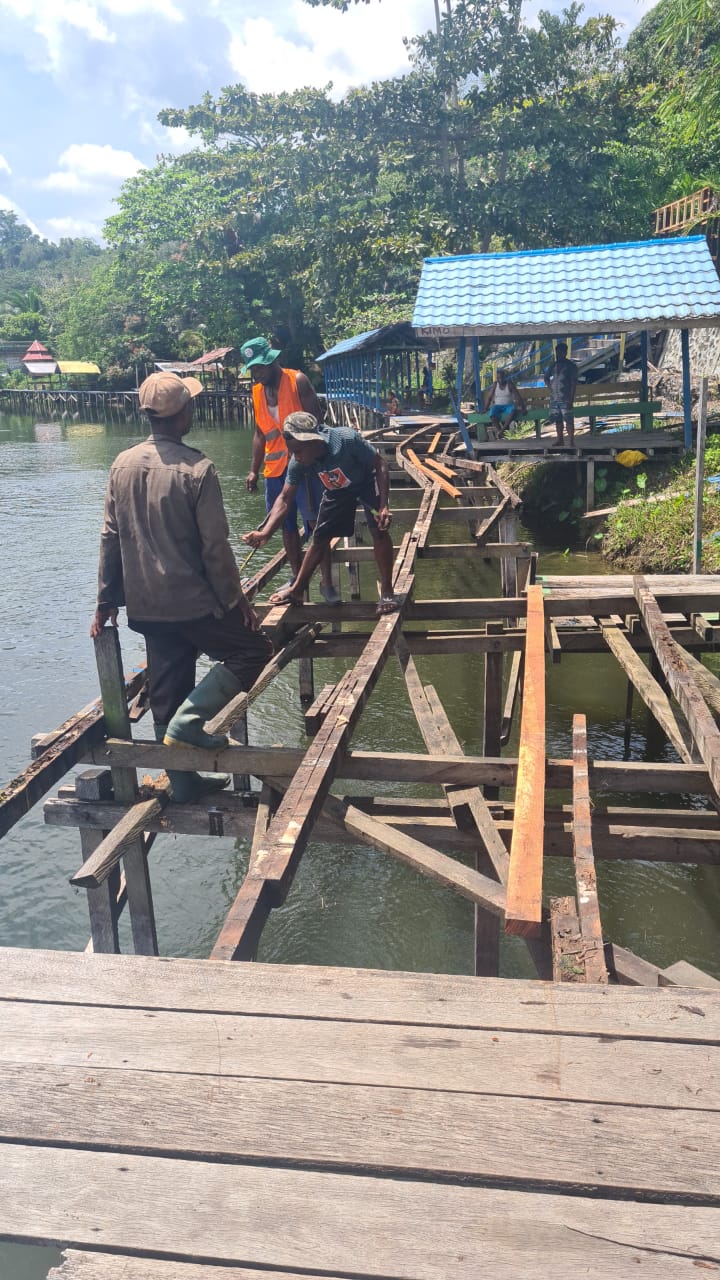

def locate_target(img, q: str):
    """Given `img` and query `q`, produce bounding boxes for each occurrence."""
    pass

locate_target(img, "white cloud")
[225,0,428,97]
[0,194,44,238]
[0,154,11,177]
[40,142,145,192]
[44,215,104,241]
[138,118,196,155]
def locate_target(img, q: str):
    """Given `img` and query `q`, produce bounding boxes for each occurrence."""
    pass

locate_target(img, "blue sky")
[0,0,654,244]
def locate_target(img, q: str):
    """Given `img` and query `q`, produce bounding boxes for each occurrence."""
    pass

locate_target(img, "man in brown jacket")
[91,370,272,801]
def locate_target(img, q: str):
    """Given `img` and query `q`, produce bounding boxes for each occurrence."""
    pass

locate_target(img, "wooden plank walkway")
[0,947,712,1279]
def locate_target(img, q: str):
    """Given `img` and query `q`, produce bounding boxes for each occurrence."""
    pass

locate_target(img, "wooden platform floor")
[472,427,683,461]
[0,947,717,1279]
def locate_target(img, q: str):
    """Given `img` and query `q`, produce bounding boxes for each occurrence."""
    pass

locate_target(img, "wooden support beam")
[70,785,169,889]
[92,630,158,956]
[601,621,694,764]
[500,651,523,747]
[474,496,509,546]
[634,577,720,796]
[505,584,546,938]
[206,623,323,736]
[395,638,505,976]
[550,895,585,983]
[571,715,608,984]
[0,666,145,841]
[673,643,720,719]
[80,740,716,794]
[482,621,504,800]
[212,496,436,960]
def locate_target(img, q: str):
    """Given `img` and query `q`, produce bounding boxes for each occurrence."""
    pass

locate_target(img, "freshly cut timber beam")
[601,621,694,763]
[571,715,608,984]
[420,455,457,481]
[205,623,323,736]
[505,584,546,938]
[634,576,720,797]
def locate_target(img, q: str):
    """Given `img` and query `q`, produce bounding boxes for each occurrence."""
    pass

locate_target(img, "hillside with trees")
[1,0,719,385]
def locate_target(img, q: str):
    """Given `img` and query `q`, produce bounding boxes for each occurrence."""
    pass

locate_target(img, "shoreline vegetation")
[503,427,720,574]
[2,0,720,387]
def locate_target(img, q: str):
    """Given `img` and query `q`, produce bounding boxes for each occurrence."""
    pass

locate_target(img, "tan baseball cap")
[139,371,203,417]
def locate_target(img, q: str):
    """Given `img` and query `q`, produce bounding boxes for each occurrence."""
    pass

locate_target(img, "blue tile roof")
[412,237,720,337]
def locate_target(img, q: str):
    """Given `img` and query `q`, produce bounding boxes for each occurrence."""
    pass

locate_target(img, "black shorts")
[312,478,380,542]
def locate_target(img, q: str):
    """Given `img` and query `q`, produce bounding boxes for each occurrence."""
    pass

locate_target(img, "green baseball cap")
[240,336,281,373]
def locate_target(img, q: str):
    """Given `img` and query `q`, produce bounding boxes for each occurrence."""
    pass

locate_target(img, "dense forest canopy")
[1,0,719,386]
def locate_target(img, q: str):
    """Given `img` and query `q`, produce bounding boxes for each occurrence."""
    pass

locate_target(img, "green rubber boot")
[163,663,243,750]
[154,722,230,805]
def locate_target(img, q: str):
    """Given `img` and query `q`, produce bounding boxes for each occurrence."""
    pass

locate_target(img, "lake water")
[1,410,718,1278]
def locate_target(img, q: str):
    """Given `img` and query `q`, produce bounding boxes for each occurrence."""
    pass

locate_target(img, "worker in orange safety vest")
[241,336,337,601]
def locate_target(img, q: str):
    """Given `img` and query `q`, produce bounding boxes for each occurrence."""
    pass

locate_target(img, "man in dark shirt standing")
[91,370,272,801]
[544,341,579,447]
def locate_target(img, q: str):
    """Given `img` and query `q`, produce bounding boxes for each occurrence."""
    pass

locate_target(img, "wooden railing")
[653,186,718,235]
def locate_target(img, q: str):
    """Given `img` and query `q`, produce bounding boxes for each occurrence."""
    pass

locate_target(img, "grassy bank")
[502,437,720,572]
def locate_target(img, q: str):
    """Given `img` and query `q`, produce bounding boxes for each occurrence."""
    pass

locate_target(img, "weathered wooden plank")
[474,495,508,545]
[572,715,608,984]
[205,622,323,735]
[0,668,144,840]
[601,622,694,763]
[394,643,504,974]
[482,620,504,798]
[2,948,719,1040]
[4,1146,718,1276]
[660,960,720,988]
[47,793,720,866]
[50,1255,332,1280]
[80,829,121,955]
[635,577,720,797]
[80,740,715,793]
[93,631,157,957]
[424,685,509,883]
[2,1000,718,1108]
[506,584,546,938]
[70,787,169,890]
[3,1063,717,1199]
[320,791,506,917]
[213,498,434,960]
[675,644,720,718]
[243,518,427,905]
[500,650,523,746]
[550,895,585,983]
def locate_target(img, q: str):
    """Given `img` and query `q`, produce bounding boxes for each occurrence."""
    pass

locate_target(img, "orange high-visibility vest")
[252,368,303,478]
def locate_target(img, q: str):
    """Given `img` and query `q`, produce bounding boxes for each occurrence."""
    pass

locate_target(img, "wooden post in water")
[693,377,708,574]
[92,629,158,955]
[76,768,121,953]
[482,621,504,801]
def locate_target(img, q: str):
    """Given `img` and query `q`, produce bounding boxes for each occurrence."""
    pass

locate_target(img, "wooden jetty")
[0,946,713,1279]
[1,418,719,1274]
[0,386,254,427]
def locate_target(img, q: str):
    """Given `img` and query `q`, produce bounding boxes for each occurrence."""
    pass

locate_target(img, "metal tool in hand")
[239,511,271,584]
